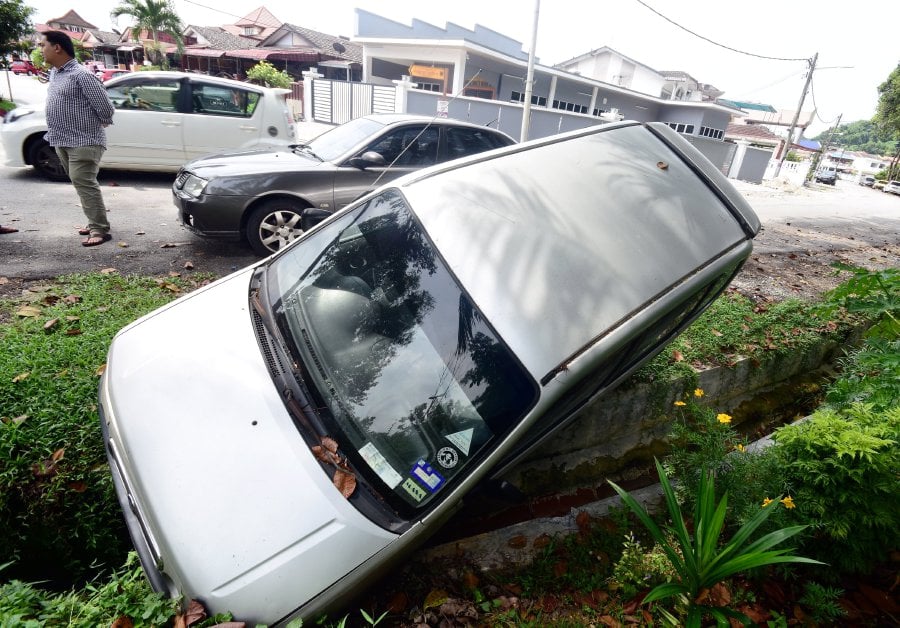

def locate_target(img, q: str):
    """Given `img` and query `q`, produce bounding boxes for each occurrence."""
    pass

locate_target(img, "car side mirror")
[348,151,387,169]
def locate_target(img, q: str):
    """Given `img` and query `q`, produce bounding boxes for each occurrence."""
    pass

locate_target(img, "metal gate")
[311,79,396,124]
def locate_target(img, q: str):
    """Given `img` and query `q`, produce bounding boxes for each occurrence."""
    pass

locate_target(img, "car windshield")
[305,116,388,162]
[266,190,536,512]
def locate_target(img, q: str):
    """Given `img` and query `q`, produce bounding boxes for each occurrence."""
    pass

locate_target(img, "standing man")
[40,30,115,247]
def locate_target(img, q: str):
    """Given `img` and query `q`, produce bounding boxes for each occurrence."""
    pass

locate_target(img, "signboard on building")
[436,100,449,118]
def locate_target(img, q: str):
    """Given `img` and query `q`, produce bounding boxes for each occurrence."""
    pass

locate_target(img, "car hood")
[185,147,326,178]
[102,268,396,622]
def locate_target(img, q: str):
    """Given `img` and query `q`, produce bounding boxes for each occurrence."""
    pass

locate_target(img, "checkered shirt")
[44,59,114,148]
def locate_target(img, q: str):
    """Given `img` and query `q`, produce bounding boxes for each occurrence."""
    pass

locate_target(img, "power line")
[633,0,809,62]
[808,78,840,125]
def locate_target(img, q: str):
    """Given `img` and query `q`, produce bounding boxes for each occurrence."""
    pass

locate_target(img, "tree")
[0,0,34,61]
[875,63,900,178]
[110,0,183,69]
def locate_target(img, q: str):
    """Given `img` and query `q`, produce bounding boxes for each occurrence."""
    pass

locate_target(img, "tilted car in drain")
[99,120,760,625]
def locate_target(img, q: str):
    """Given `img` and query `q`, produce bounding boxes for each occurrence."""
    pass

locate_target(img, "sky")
[28,0,900,137]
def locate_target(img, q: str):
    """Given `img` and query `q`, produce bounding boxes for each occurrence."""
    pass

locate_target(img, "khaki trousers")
[55,146,109,236]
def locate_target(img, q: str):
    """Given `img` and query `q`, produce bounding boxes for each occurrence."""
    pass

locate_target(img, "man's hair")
[43,30,75,58]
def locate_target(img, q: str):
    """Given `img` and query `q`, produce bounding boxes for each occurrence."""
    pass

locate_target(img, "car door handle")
[160,120,181,127]
[239,125,257,131]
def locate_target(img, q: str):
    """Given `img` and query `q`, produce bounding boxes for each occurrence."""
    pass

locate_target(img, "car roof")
[396,121,758,379]
[104,71,279,93]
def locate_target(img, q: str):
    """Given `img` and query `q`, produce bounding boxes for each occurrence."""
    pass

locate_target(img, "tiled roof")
[276,23,362,63]
[725,123,783,143]
[188,26,256,50]
[236,6,281,28]
[85,30,121,45]
[47,10,96,29]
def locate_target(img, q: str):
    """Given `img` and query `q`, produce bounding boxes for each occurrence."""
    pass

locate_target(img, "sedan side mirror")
[348,151,387,169]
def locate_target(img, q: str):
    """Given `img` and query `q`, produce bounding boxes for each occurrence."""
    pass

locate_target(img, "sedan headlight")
[180,173,209,198]
[3,107,35,124]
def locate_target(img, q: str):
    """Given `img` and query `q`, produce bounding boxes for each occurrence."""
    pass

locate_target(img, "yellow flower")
[781,496,796,509]
[762,497,773,507]
[735,443,745,452]
[694,388,704,397]
[717,413,732,424]
[674,400,687,407]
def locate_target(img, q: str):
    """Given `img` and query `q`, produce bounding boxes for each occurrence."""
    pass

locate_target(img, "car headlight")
[180,173,209,198]
[3,108,35,124]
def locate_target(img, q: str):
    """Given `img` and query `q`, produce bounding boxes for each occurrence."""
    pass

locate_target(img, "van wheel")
[246,199,310,256]
[27,138,68,181]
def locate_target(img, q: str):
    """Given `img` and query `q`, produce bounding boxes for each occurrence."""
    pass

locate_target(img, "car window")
[269,190,536,513]
[190,83,260,117]
[106,78,180,112]
[366,126,439,167]
[444,127,510,160]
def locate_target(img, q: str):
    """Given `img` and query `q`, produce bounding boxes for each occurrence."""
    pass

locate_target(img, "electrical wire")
[633,0,809,62]
[808,78,840,125]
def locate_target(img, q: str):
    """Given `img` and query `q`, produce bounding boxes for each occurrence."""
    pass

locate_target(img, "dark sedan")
[173,114,515,255]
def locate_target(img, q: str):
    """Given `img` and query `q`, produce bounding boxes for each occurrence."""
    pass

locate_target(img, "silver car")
[100,121,760,625]
[172,114,515,256]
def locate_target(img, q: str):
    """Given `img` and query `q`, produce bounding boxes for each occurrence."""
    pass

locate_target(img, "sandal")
[82,233,112,247]
[0,226,19,234]
[78,226,90,236]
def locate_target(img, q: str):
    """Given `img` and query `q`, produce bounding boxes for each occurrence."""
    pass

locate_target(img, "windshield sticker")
[359,442,402,489]
[445,428,473,455]
[401,478,426,502]
[411,459,445,493]
[436,446,459,469]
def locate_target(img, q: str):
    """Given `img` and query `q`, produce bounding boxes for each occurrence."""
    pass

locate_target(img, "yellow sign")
[408,64,446,81]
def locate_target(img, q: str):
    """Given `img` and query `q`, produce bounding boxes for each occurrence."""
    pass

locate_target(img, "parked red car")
[98,68,130,82]
[10,60,38,75]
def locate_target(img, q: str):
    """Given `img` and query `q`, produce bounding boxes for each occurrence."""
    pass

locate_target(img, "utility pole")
[774,52,818,178]
[807,112,841,182]
[520,0,540,142]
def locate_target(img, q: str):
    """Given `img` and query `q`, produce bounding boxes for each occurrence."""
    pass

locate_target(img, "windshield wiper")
[291,143,322,161]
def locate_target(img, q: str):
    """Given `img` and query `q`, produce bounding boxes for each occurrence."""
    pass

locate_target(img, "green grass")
[0,273,213,587]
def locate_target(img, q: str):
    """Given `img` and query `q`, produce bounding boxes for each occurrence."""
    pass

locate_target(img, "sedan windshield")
[306,116,387,162]
[266,190,536,512]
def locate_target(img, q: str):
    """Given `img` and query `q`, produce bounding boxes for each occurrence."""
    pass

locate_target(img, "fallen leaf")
[52,448,65,462]
[15,305,42,317]
[711,328,723,337]
[672,349,684,362]
[100,268,118,274]
[117,241,129,248]
[184,599,206,625]
[423,588,449,610]
[44,318,59,331]
[0,277,8,285]
[66,315,80,322]
[462,569,479,590]
[12,372,29,383]
[167,271,182,277]
[532,533,552,549]
[160,243,177,248]
[332,468,357,498]
[68,481,88,493]
[507,535,527,549]
[65,328,83,336]
[386,591,408,614]
[109,616,133,628]
[13,415,29,426]
[183,261,194,270]
[63,294,81,304]
[95,364,107,376]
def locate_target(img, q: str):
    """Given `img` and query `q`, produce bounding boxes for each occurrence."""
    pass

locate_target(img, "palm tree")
[111,0,184,68]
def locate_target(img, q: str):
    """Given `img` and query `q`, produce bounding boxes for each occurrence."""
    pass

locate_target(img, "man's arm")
[79,73,115,125]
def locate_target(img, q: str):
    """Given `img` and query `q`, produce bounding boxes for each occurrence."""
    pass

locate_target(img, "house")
[40,9,96,36]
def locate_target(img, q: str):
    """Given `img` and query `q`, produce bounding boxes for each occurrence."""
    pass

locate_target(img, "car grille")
[174,170,189,190]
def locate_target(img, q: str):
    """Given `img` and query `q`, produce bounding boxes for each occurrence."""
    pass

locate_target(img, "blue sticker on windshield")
[411,459,444,493]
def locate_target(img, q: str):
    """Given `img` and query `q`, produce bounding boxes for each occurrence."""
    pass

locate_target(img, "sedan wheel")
[247,199,310,256]
[27,138,69,181]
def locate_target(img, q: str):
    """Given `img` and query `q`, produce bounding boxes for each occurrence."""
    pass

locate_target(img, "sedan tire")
[246,198,312,256]
[27,137,68,181]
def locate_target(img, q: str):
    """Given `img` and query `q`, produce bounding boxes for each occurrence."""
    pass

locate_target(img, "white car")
[100,121,760,625]
[883,180,900,195]
[1,71,296,180]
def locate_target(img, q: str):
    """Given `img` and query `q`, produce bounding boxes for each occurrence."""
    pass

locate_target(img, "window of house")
[666,122,698,135]
[417,82,442,93]
[510,91,547,107]
[551,99,588,114]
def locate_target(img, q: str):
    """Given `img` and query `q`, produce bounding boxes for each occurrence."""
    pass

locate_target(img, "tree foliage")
[875,63,900,138]
[811,118,899,156]
[0,0,34,60]
[111,0,183,68]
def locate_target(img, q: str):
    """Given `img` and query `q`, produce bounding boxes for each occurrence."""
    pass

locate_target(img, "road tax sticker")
[358,442,402,488]
[445,428,473,455]
[401,478,427,503]
[411,459,445,493]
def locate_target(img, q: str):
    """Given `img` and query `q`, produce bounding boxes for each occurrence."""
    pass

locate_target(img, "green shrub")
[246,60,293,88]
[770,404,900,573]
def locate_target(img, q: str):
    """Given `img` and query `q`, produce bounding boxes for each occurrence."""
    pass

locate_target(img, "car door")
[103,76,185,167]
[182,80,265,161]
[441,125,513,162]
[332,125,439,209]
